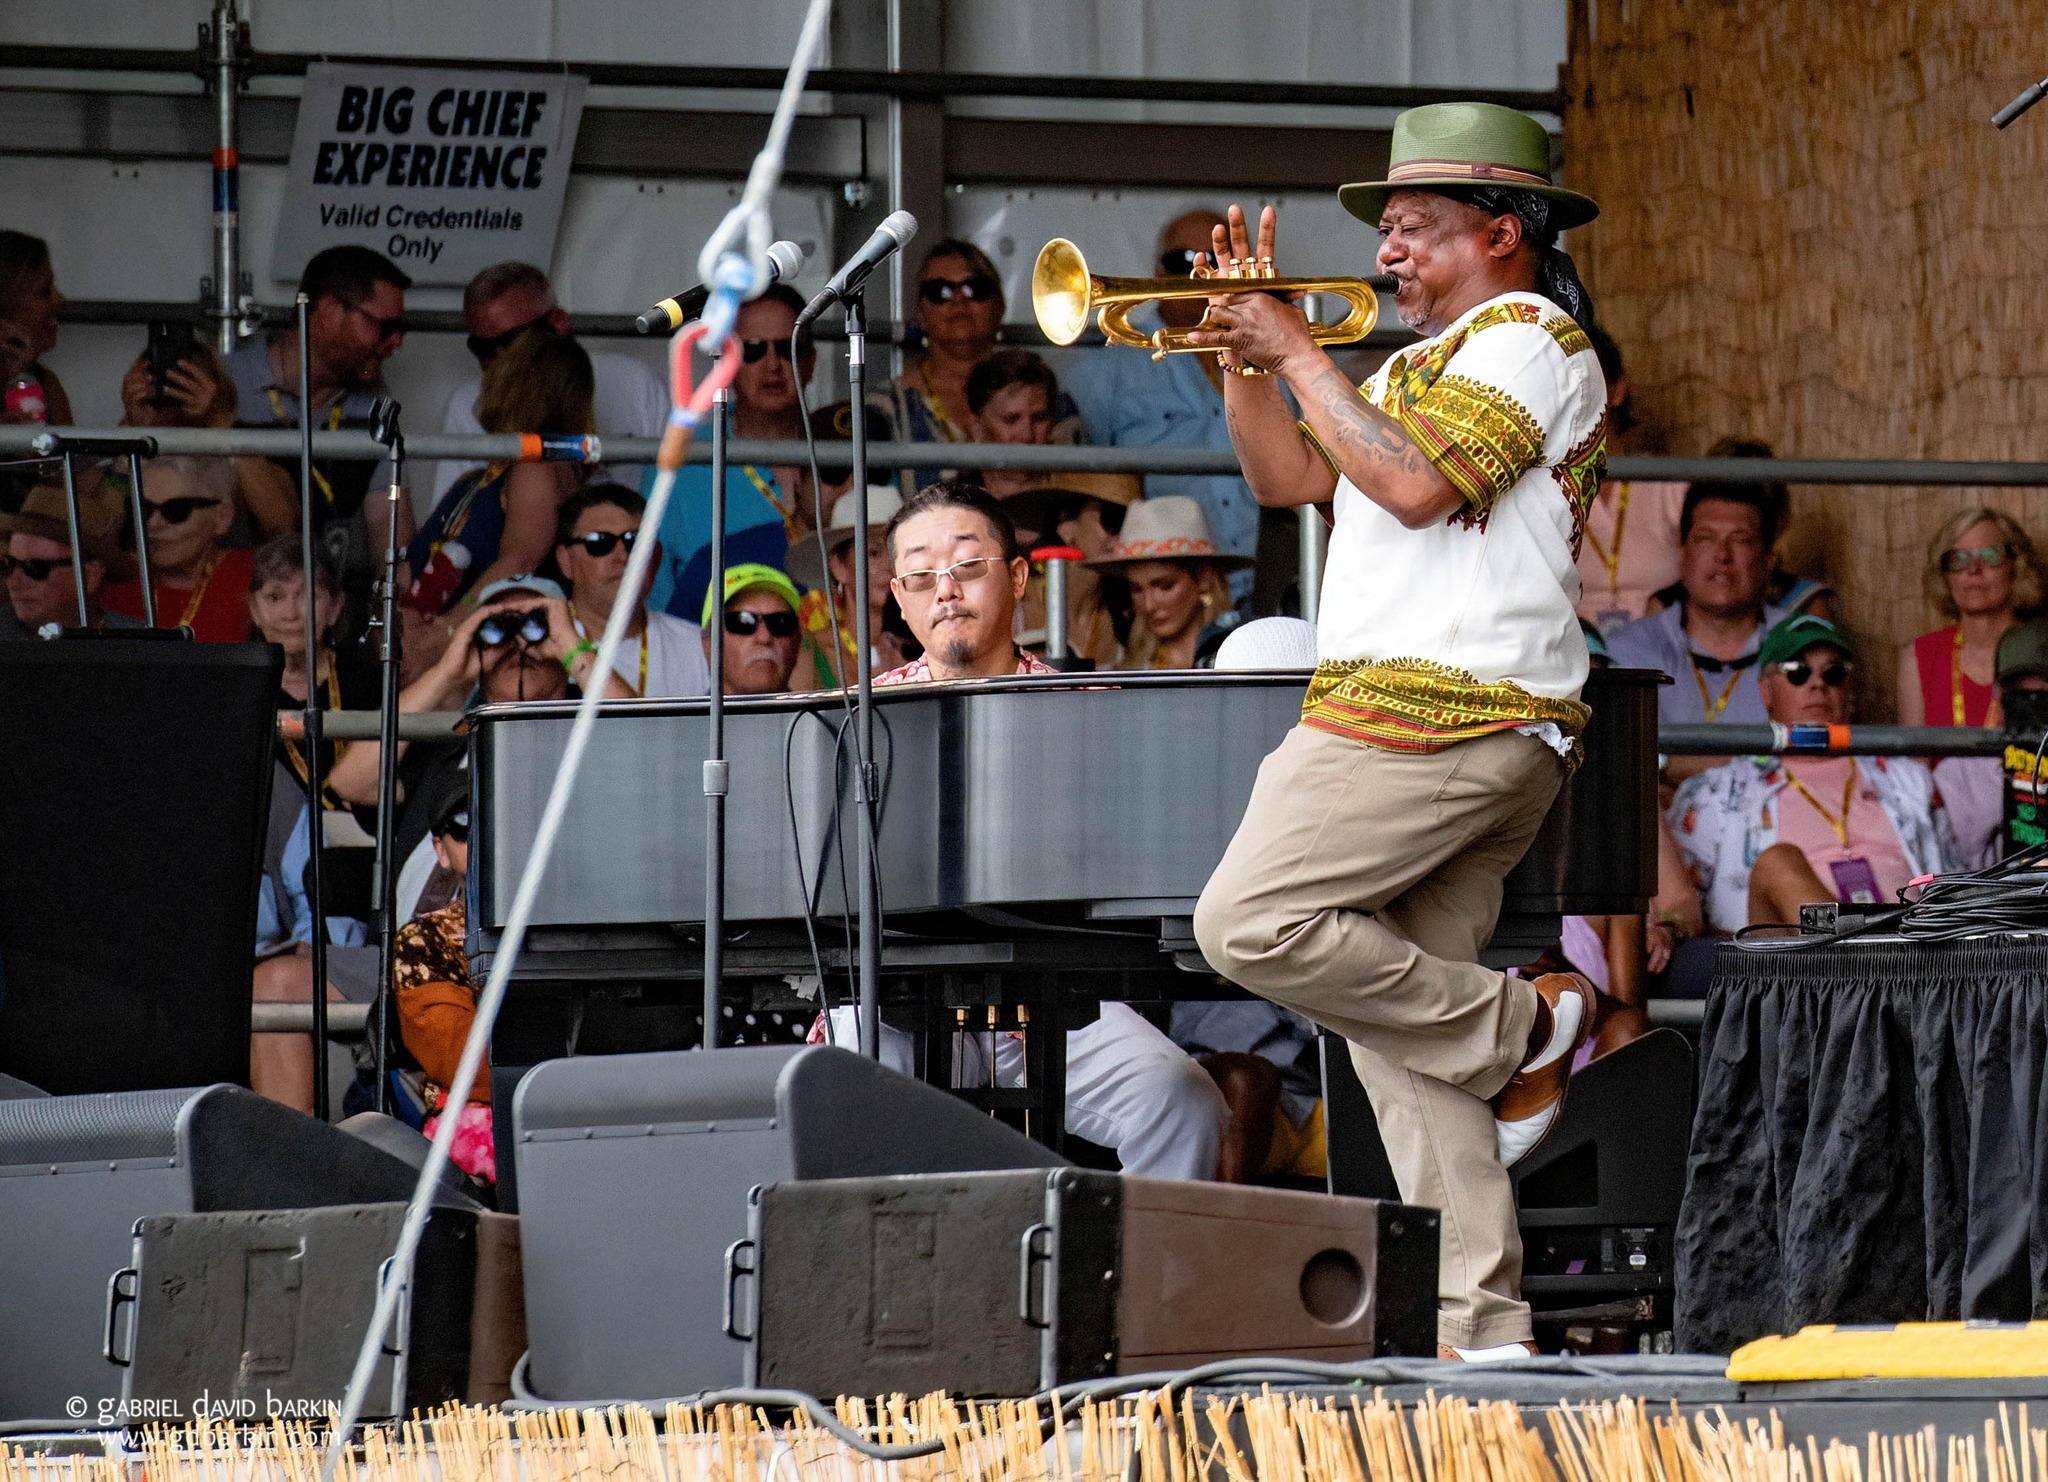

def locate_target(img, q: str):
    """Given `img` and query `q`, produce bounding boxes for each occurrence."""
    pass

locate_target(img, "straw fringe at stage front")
[11,1394,2048,1482]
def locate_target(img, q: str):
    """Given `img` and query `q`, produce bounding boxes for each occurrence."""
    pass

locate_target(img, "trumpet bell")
[1033,238,1094,346]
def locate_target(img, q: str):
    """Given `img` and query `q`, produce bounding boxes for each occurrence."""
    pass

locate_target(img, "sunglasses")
[476,609,550,648]
[1159,248,1203,275]
[740,338,796,364]
[1941,543,2012,574]
[918,275,1000,305]
[466,315,551,365]
[1686,651,1757,676]
[566,529,637,558]
[724,609,799,638]
[0,554,69,581]
[344,300,410,341]
[893,555,1002,594]
[437,810,471,844]
[141,495,222,525]
[1775,658,1852,688]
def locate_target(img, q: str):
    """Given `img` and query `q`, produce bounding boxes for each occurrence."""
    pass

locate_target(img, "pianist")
[1188,103,1609,1358]
[871,480,1229,1178]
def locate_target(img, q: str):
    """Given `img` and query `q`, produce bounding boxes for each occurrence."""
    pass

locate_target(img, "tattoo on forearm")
[1305,369,1430,480]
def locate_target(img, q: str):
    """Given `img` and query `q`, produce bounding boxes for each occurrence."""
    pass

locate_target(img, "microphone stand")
[844,287,881,1059]
[703,379,733,1050]
[295,291,331,1122]
[368,398,405,1114]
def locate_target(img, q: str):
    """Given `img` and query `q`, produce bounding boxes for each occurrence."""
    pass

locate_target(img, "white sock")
[1520,985,1585,1073]
[1449,1342,1535,1362]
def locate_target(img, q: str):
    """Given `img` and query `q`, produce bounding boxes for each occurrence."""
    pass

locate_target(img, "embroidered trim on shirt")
[1379,302,1543,416]
[1301,656,1590,767]
[1297,420,1340,479]
[1551,412,1609,558]
[1392,373,1545,515]
[1541,314,1592,358]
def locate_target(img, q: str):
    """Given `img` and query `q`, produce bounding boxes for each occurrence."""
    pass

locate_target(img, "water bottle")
[4,373,47,423]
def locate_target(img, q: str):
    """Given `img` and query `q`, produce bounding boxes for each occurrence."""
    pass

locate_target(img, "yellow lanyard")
[282,666,348,809]
[916,364,968,442]
[175,549,221,629]
[741,463,807,544]
[1782,763,1858,848]
[1583,482,1630,599]
[1688,653,1746,720]
[572,606,647,697]
[267,389,346,513]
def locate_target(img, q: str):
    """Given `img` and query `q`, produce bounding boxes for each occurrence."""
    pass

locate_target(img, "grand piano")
[472,668,1656,1093]
[475,668,1656,968]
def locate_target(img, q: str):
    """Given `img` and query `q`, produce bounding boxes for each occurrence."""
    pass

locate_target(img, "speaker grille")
[0,1085,204,1166]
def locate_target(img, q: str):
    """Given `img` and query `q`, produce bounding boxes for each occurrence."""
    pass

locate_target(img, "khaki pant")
[1193,724,1563,1348]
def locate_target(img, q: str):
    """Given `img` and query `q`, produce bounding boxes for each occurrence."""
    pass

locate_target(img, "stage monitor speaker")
[737,1170,1438,1398]
[0,1083,468,1424]
[108,1204,523,1419]
[511,1044,1064,1402]
[0,641,282,1093]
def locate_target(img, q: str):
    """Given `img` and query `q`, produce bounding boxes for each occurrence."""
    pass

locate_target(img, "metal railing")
[10,426,2048,486]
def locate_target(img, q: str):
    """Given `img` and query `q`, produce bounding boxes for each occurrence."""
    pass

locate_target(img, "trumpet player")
[1191,102,1608,1360]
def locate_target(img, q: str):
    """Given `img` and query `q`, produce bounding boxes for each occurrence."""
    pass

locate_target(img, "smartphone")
[146,319,200,406]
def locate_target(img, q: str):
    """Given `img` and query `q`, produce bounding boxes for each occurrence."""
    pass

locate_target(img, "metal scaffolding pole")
[204,0,246,356]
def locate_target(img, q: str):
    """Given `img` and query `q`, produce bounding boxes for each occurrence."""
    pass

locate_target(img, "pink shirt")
[1575,480,1687,638]
[1769,757,1916,906]
[876,650,1060,685]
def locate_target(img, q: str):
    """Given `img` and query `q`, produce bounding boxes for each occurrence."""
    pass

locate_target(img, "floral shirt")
[392,898,485,1112]
[1668,754,1958,935]
[876,649,1059,685]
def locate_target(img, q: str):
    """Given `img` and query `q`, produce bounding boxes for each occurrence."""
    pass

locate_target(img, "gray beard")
[939,636,978,670]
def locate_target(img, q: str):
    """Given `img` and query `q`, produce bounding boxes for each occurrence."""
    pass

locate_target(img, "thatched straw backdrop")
[1561,0,2048,716]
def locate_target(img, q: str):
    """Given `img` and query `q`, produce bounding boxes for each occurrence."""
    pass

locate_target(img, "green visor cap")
[1339,102,1598,231]
[1758,615,1855,672]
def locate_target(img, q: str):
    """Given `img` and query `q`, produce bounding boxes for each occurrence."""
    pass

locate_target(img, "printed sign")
[272,63,586,286]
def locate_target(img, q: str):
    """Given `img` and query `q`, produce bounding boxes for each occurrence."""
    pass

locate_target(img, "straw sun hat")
[1084,495,1253,571]
[785,485,903,592]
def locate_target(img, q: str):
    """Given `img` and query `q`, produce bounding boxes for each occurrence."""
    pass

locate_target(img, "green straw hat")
[1339,102,1598,231]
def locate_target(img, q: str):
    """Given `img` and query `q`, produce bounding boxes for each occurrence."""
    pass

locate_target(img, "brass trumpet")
[1031,237,1379,361]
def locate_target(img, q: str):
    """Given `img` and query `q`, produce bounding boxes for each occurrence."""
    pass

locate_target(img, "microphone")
[635,240,807,334]
[795,211,919,331]
[1995,76,2048,129]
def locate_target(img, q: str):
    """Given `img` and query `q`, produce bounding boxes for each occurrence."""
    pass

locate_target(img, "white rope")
[320,457,687,1474]
[694,0,834,343]
[317,7,834,1459]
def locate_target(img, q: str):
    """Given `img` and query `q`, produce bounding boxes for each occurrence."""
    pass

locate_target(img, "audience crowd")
[4,221,2039,1189]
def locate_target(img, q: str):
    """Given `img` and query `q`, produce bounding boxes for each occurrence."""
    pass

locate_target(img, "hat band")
[1118,537,1222,560]
[1385,158,1553,189]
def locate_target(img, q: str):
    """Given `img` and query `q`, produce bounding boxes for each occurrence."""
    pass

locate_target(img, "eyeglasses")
[476,609,550,648]
[466,315,550,365]
[344,300,410,341]
[567,529,637,558]
[740,338,796,364]
[1941,543,2012,574]
[1775,658,1852,688]
[893,555,1003,594]
[0,554,69,581]
[724,609,799,638]
[918,275,1000,305]
[140,495,221,525]
[1159,248,1203,275]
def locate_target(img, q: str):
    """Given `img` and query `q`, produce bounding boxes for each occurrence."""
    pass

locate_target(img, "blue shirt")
[407,466,508,611]
[1606,599,1792,726]
[255,803,372,953]
[646,462,795,620]
[1062,322,1260,598]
